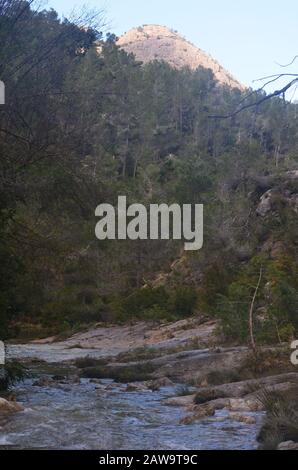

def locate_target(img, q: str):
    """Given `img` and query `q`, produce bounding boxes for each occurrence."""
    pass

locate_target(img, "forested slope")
[0,1,297,345]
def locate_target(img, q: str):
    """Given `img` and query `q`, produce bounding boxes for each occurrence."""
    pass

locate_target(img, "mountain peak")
[117,25,244,90]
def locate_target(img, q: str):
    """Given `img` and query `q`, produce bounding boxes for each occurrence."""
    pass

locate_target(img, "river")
[0,363,263,450]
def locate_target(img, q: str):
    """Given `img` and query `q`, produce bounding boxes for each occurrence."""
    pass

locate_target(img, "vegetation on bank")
[0,362,26,391]
[258,389,298,449]
[0,2,297,348]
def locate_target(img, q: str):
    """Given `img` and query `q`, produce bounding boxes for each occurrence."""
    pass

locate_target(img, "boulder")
[228,398,264,412]
[0,397,23,415]
[164,394,195,407]
[33,376,53,387]
[148,377,174,390]
[125,382,150,392]
[229,412,256,425]
[194,373,298,404]
[277,441,298,450]
[181,398,229,424]
[180,403,215,424]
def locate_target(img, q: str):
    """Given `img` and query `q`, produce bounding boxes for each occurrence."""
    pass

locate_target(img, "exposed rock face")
[0,397,23,415]
[255,170,298,217]
[256,189,298,217]
[117,25,244,89]
[8,318,217,363]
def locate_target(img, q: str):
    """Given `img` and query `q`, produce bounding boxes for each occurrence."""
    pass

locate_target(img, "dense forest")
[1,0,298,346]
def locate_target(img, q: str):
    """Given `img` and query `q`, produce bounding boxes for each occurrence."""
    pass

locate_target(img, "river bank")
[2,318,298,449]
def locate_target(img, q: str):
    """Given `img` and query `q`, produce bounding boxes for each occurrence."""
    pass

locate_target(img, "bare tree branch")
[276,55,298,67]
[209,77,298,119]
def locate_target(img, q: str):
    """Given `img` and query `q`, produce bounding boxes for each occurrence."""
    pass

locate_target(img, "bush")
[40,287,108,329]
[117,285,198,321]
[74,356,108,369]
[0,362,26,391]
[121,286,169,318]
[170,286,198,317]
[80,362,156,383]
[216,255,298,345]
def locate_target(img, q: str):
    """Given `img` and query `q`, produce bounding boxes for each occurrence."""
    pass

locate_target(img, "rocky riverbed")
[1,318,297,450]
[0,364,264,450]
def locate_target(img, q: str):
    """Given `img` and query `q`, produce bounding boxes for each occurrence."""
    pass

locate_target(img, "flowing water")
[0,364,263,450]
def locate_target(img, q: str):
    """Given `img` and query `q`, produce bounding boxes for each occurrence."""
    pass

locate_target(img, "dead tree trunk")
[248,266,263,355]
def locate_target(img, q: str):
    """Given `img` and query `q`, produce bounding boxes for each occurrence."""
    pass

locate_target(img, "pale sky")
[44,0,298,95]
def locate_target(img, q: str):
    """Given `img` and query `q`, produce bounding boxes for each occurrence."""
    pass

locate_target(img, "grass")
[74,356,109,369]
[80,361,157,383]
[257,388,298,449]
[176,385,194,397]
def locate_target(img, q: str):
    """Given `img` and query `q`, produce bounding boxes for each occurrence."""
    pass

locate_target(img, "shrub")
[216,255,298,345]
[80,362,156,383]
[170,286,198,317]
[0,362,26,391]
[74,356,108,369]
[40,287,108,329]
[121,286,169,318]
[258,389,298,449]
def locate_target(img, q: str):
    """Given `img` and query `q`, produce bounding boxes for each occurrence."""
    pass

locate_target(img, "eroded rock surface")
[117,25,244,89]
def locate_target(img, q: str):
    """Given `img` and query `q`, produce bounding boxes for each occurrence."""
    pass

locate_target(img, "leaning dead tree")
[248,266,263,355]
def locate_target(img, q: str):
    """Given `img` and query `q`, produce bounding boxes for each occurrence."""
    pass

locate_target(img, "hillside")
[0,3,297,351]
[117,24,244,89]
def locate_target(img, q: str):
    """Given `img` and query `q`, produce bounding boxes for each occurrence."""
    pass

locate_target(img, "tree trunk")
[248,266,263,355]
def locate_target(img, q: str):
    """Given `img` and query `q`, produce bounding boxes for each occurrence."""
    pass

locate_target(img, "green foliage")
[0,362,26,391]
[80,362,156,382]
[121,286,169,318]
[198,261,232,312]
[1,1,298,344]
[216,255,298,345]
[40,287,107,328]
[170,286,198,317]
[258,389,298,449]
[117,285,197,321]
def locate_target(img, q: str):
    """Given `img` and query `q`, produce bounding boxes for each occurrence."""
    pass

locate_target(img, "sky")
[44,0,298,95]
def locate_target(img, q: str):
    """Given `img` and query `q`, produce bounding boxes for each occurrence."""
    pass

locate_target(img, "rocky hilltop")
[117,24,244,89]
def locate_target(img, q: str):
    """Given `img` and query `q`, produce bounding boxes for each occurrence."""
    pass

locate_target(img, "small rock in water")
[148,377,174,391]
[125,382,149,392]
[89,378,101,384]
[229,412,256,425]
[52,375,65,381]
[228,398,264,412]
[33,377,53,387]
[180,404,215,424]
[164,395,195,407]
